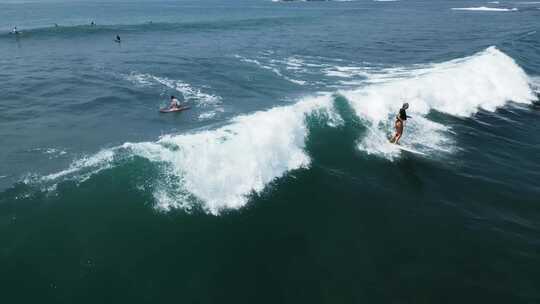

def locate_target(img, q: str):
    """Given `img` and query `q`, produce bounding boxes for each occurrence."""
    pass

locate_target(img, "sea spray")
[341,47,536,159]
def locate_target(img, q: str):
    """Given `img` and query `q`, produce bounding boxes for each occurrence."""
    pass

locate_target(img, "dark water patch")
[241,154,540,303]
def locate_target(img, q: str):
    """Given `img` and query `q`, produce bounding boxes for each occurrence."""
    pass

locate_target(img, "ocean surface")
[1,0,540,302]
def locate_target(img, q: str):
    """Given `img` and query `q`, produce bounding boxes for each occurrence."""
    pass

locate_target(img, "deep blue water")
[1,0,540,303]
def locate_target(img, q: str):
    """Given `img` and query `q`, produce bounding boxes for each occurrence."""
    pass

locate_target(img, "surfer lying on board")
[169,95,182,109]
[390,102,410,144]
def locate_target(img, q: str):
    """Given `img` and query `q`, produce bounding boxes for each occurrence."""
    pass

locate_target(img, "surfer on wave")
[390,102,410,144]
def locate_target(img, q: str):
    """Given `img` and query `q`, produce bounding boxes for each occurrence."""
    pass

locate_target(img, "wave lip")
[451,6,518,11]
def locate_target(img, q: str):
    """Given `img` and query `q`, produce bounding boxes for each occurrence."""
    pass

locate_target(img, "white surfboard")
[392,144,427,156]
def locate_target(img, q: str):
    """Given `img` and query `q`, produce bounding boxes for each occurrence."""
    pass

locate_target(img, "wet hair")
[402,102,409,109]
[171,95,175,99]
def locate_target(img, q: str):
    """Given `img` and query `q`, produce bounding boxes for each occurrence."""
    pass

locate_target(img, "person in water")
[390,102,410,144]
[11,27,19,35]
[115,35,121,43]
[169,95,182,109]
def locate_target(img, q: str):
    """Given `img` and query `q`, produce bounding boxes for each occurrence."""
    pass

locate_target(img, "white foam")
[324,64,433,87]
[236,55,307,85]
[324,66,376,80]
[40,149,116,183]
[124,94,338,214]
[531,76,540,94]
[44,148,67,156]
[284,57,305,71]
[198,107,225,121]
[341,47,536,159]
[452,6,518,11]
[30,147,68,159]
[127,73,222,106]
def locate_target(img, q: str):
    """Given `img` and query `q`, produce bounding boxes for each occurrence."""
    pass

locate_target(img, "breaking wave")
[341,47,536,159]
[23,47,537,214]
[30,94,340,214]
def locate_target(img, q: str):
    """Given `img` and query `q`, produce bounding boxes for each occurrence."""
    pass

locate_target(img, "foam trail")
[40,150,116,182]
[198,107,224,121]
[341,47,536,159]
[452,7,518,11]
[127,73,222,106]
[236,55,306,85]
[325,66,371,79]
[29,148,68,159]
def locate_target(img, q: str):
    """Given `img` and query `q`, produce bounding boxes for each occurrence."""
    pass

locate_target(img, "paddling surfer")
[390,102,410,144]
[169,95,182,109]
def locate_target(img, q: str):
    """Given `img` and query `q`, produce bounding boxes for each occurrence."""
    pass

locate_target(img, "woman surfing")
[390,102,410,144]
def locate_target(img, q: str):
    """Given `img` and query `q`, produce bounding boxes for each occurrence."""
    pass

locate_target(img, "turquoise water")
[1,0,540,302]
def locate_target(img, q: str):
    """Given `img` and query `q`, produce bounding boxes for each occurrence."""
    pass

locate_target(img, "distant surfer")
[169,95,182,109]
[11,26,19,35]
[115,35,121,43]
[390,102,410,144]
[90,21,95,26]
